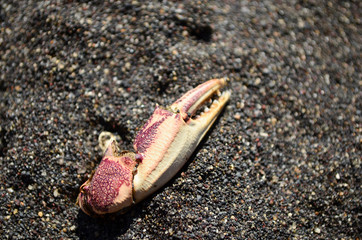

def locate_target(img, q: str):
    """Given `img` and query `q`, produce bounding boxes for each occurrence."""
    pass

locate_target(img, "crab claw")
[133,78,231,201]
[77,78,231,216]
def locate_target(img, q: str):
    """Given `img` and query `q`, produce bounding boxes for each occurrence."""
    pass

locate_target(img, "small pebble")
[53,189,59,198]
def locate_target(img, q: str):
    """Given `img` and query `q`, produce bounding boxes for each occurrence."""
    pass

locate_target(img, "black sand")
[0,1,360,239]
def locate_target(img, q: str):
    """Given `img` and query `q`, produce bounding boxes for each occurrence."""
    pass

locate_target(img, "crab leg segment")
[77,142,136,216]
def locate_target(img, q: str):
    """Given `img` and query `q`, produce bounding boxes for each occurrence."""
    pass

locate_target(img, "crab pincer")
[77,78,231,216]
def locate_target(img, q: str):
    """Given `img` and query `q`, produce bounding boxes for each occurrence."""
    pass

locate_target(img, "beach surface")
[0,0,360,239]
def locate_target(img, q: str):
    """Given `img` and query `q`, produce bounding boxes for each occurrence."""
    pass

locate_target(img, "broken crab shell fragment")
[77,78,231,216]
[77,142,137,216]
